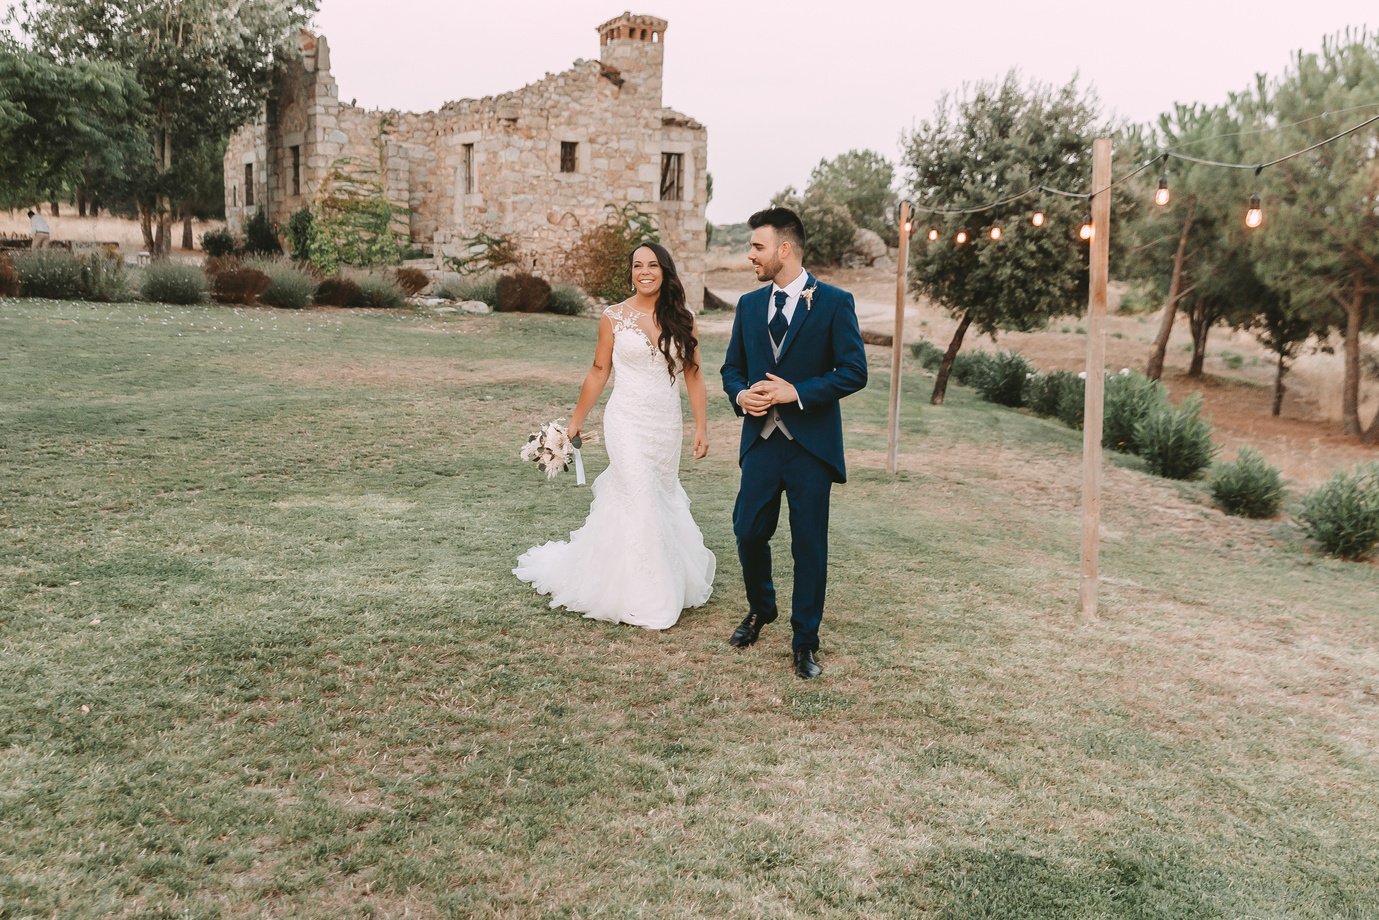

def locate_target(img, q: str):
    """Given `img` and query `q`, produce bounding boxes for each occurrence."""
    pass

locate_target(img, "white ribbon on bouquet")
[571,434,586,486]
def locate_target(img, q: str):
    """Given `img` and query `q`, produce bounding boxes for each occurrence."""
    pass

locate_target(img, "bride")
[513,242,716,629]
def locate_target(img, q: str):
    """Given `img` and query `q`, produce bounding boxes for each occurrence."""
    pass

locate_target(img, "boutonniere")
[800,284,817,311]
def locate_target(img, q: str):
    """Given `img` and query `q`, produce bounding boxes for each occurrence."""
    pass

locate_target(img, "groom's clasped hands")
[737,373,797,417]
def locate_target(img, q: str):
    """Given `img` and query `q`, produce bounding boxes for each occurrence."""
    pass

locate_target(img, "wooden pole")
[1079,138,1113,622]
[887,201,913,475]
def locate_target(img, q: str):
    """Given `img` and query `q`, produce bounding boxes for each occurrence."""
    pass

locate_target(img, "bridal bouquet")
[520,420,595,482]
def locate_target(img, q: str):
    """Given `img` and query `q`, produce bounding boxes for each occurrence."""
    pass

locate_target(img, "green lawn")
[2,298,1377,919]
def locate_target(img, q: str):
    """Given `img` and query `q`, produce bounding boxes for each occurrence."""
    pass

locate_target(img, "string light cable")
[906,110,1379,223]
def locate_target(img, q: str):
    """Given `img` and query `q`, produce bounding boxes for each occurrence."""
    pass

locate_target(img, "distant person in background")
[27,210,50,250]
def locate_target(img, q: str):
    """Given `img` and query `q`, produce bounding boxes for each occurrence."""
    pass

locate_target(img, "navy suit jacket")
[720,274,868,482]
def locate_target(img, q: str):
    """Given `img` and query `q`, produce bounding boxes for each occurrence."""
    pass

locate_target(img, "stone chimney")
[596,11,667,106]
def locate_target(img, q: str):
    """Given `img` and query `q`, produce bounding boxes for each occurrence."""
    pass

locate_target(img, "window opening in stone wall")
[462,143,475,194]
[560,142,578,174]
[245,164,254,207]
[232,185,237,207]
[290,146,301,196]
[660,152,684,201]
[652,31,659,42]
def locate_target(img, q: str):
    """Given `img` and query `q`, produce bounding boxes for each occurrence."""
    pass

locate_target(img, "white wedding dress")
[513,302,716,629]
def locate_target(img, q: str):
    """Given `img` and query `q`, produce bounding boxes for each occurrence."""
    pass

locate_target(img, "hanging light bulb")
[903,219,914,235]
[1031,205,1046,227]
[1079,214,1094,240]
[1245,193,1263,229]
[989,221,1003,241]
[955,228,969,245]
[927,226,939,242]
[1155,176,1171,206]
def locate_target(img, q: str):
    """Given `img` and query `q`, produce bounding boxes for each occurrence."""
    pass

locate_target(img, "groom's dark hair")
[749,207,807,254]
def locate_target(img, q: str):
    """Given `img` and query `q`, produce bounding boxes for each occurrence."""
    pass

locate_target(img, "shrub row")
[921,345,1221,482]
[914,342,1376,560]
[435,272,590,316]
[8,250,133,302]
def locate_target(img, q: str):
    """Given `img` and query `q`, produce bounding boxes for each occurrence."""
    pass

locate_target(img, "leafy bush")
[1210,448,1285,518]
[0,253,18,297]
[244,209,282,257]
[950,350,996,388]
[12,250,85,299]
[974,351,1032,407]
[245,258,316,309]
[200,227,239,258]
[1050,372,1086,429]
[204,255,241,277]
[1026,372,1064,418]
[1134,395,1217,480]
[139,261,207,305]
[314,277,363,307]
[393,266,429,296]
[1297,463,1379,560]
[548,283,591,316]
[11,250,131,301]
[285,208,313,261]
[909,340,944,370]
[211,268,272,305]
[446,231,521,276]
[306,159,403,272]
[561,203,659,303]
[354,273,405,308]
[76,253,130,302]
[496,273,552,313]
[1102,370,1168,454]
[435,274,498,306]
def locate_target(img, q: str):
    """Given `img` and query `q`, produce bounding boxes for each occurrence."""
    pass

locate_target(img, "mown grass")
[2,298,1377,918]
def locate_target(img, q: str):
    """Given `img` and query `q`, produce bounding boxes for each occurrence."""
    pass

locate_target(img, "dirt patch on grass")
[230,356,577,390]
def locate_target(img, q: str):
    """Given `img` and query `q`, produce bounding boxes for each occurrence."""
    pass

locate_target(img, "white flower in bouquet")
[520,420,584,480]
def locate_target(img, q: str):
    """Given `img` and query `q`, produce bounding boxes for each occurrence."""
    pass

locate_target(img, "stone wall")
[224,13,708,308]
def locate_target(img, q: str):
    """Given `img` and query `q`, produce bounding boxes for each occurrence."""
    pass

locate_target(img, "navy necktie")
[769,290,789,348]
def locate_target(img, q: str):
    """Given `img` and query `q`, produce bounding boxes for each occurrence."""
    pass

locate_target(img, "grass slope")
[2,299,1376,918]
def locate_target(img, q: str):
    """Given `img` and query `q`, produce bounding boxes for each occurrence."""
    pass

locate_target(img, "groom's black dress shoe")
[729,609,776,647]
[793,649,822,680]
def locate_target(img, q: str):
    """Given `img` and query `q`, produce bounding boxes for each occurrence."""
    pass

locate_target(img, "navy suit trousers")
[732,431,832,652]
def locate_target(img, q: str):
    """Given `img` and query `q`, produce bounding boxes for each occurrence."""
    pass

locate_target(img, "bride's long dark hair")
[629,241,698,379]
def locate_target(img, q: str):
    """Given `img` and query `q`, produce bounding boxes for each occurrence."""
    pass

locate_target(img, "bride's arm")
[569,315,614,440]
[685,319,709,460]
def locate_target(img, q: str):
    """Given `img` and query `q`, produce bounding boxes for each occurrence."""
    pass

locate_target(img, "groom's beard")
[751,254,782,282]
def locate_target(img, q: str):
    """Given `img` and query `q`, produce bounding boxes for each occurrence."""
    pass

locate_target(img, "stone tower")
[597,11,667,105]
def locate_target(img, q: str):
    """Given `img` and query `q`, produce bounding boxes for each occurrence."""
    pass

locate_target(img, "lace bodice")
[604,302,683,385]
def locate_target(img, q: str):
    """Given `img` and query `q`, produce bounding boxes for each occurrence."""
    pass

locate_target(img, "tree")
[1240,275,1316,417]
[807,149,898,241]
[901,73,1108,404]
[1180,244,1269,377]
[0,44,148,211]
[1119,103,1247,381]
[1250,31,1379,441]
[15,0,316,255]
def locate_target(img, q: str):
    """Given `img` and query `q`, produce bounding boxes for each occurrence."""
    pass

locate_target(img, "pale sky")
[311,0,1375,223]
[7,1,1376,222]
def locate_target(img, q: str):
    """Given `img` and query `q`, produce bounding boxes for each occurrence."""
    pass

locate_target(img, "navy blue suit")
[720,274,868,652]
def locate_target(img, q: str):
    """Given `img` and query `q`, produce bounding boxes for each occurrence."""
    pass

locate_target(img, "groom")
[721,207,868,679]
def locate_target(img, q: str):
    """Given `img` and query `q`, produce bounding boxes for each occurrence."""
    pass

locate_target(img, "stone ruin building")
[223,12,708,307]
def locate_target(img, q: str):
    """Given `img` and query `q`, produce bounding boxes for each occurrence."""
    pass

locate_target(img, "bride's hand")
[692,431,709,460]
[567,420,582,442]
